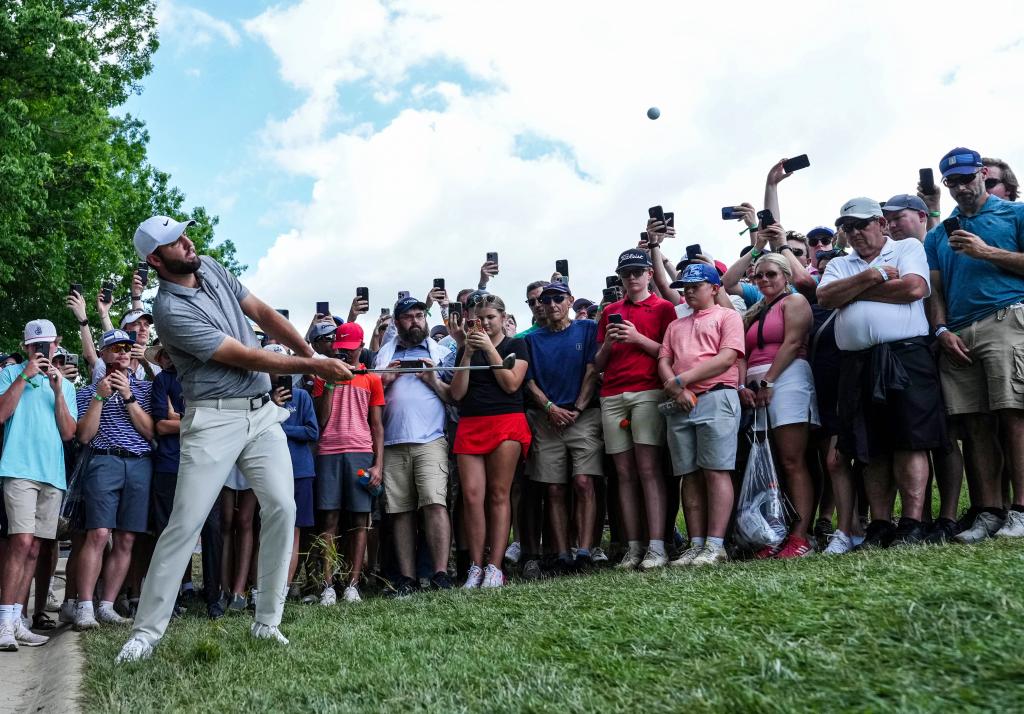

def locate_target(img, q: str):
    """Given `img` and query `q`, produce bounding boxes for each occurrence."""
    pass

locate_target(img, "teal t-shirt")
[0,364,78,489]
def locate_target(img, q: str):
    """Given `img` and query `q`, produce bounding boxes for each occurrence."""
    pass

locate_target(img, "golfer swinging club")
[117,216,352,663]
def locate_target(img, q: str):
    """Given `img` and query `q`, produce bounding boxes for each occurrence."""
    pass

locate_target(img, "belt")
[92,448,150,459]
[190,393,271,411]
[694,384,736,397]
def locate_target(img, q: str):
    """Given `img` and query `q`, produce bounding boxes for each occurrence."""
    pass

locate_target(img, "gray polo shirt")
[153,256,270,401]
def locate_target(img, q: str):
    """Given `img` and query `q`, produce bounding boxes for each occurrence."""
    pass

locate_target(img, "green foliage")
[0,0,240,354]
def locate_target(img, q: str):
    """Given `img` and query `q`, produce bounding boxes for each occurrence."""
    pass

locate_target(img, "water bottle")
[357,469,383,498]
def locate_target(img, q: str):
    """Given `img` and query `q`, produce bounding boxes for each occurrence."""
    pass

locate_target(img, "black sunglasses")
[789,248,805,257]
[942,172,978,187]
[839,217,878,233]
[539,294,567,305]
[617,268,646,279]
[984,178,1004,190]
[807,236,832,247]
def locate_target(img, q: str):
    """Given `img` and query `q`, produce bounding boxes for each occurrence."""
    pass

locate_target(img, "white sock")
[648,539,665,556]
[99,600,114,611]
[707,537,725,548]
[77,600,93,613]
[13,604,23,621]
[690,536,706,548]
[0,605,14,624]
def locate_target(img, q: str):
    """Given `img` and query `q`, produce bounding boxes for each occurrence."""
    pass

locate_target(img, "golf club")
[351,352,517,375]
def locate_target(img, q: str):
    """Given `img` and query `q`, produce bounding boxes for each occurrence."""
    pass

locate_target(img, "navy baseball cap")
[882,194,929,214]
[572,297,594,311]
[394,296,427,317]
[806,226,835,240]
[939,147,983,177]
[616,249,652,272]
[100,329,135,350]
[672,263,721,287]
[540,282,570,296]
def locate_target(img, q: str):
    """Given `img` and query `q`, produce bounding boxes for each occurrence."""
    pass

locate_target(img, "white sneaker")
[58,600,76,625]
[824,530,854,555]
[480,564,504,589]
[615,549,643,570]
[251,622,288,645]
[0,622,18,652]
[115,637,153,664]
[503,541,522,565]
[14,621,48,647]
[955,511,1004,544]
[318,584,336,606]
[995,510,1024,538]
[96,605,131,625]
[691,543,729,566]
[590,547,609,564]
[669,544,704,567]
[639,550,668,571]
[343,585,361,603]
[73,604,99,631]
[463,564,484,589]
[46,588,60,613]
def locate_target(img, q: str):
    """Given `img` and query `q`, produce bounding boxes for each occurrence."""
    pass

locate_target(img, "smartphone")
[433,278,445,291]
[33,343,49,357]
[664,212,675,228]
[399,360,425,369]
[555,259,569,277]
[757,209,776,230]
[101,282,113,304]
[276,308,290,320]
[606,275,623,288]
[137,262,149,287]
[607,313,623,325]
[648,205,666,232]
[356,287,369,302]
[397,290,410,301]
[602,288,618,303]
[67,354,79,367]
[449,302,463,319]
[380,307,390,316]
[486,251,499,266]
[920,168,936,195]
[464,317,480,332]
[128,330,138,344]
[782,154,810,173]
[316,301,330,316]
[275,375,292,393]
[685,244,702,261]
[721,207,737,220]
[69,283,83,297]
[640,231,649,244]
[943,216,961,246]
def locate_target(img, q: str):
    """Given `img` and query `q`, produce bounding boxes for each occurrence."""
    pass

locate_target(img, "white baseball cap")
[133,216,196,260]
[120,309,154,329]
[836,197,884,222]
[24,319,57,345]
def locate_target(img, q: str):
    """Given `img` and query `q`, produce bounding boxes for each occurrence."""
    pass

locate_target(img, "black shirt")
[455,336,528,417]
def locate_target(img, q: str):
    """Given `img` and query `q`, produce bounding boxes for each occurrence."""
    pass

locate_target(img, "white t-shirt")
[819,237,931,351]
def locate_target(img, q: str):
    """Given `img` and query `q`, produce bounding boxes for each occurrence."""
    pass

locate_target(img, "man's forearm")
[816,271,880,309]
[984,247,1024,277]
[125,402,154,441]
[856,277,926,305]
[245,297,314,358]
[77,402,103,444]
[576,366,598,409]
[0,379,27,424]
[54,391,77,441]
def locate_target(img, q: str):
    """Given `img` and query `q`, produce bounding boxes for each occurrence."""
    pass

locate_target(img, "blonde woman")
[739,252,819,558]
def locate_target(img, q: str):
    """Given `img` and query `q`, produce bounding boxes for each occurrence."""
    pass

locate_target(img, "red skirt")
[454,413,532,460]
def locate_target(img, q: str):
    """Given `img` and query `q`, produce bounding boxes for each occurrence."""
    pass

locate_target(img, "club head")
[500,353,516,370]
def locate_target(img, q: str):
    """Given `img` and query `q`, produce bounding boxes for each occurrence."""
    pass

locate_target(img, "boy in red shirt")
[657,264,745,566]
[595,248,678,570]
[312,323,384,604]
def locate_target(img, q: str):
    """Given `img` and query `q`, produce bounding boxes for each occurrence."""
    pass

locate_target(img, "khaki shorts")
[939,303,1024,415]
[600,389,666,454]
[383,438,449,513]
[3,478,62,539]
[527,408,605,484]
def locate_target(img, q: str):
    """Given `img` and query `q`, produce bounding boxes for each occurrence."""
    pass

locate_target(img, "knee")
[546,484,568,503]
[87,528,111,547]
[572,476,594,498]
[115,532,136,552]
[9,533,35,556]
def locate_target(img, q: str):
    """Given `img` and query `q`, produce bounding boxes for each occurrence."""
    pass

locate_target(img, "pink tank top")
[745,298,807,369]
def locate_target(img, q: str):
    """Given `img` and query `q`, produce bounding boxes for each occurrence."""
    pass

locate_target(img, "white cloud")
[238,0,1024,329]
[157,1,241,50]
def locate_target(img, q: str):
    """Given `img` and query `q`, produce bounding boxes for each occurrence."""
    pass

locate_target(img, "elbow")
[816,290,836,310]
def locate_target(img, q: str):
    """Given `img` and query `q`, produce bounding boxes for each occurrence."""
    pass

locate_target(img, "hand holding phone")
[757,209,776,230]
[433,278,445,291]
[943,217,962,249]
[69,283,83,297]
[685,244,702,261]
[316,301,330,316]
[919,168,936,195]
[356,287,369,302]
[648,206,666,232]
[782,154,810,173]
[607,313,623,325]
[101,282,114,304]
[555,259,569,277]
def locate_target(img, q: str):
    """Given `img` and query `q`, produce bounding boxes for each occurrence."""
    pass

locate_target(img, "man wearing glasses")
[925,147,1024,542]
[72,329,154,631]
[982,158,1019,202]
[817,197,945,548]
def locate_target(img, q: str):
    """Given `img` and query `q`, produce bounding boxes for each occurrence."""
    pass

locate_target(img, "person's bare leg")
[390,511,417,579]
[346,514,368,584]
[508,480,521,545]
[231,490,257,596]
[64,531,85,601]
[772,424,814,539]
[483,442,520,568]
[457,455,488,566]
[76,528,111,603]
[634,444,666,541]
[33,538,56,616]
[319,510,340,583]
[679,472,706,540]
[933,438,964,521]
[219,490,236,596]
[964,413,1003,508]
[421,504,451,575]
[100,531,136,603]
[864,458,895,522]
[591,477,606,548]
[546,483,570,555]
[704,470,734,539]
[893,450,929,521]
[999,409,1024,506]
[826,440,855,535]
[572,475,596,552]
[1,534,37,612]
[610,450,642,542]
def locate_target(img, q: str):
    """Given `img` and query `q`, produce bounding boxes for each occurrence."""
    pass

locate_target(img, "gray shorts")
[83,454,153,532]
[316,452,374,513]
[665,389,741,476]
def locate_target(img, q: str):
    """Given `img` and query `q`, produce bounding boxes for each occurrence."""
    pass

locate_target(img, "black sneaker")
[573,553,593,571]
[889,518,927,547]
[207,600,225,620]
[858,520,896,549]
[813,518,835,551]
[924,517,957,544]
[555,556,577,575]
[430,571,454,590]
[385,576,418,598]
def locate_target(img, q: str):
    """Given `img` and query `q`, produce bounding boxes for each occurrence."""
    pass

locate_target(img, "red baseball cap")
[332,322,364,350]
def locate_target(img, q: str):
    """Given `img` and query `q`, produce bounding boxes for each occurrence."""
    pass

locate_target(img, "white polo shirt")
[819,237,931,351]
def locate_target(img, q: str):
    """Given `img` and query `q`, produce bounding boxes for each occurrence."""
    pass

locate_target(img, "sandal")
[33,612,57,630]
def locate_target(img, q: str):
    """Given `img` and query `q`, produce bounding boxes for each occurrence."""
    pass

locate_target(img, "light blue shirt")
[0,364,78,489]
[382,343,446,446]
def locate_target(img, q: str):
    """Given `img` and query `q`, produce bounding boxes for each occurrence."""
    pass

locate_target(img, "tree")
[0,0,238,356]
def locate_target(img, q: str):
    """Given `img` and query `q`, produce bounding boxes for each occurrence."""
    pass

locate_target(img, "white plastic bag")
[735,408,787,549]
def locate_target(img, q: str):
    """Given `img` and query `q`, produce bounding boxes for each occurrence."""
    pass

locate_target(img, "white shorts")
[747,359,819,428]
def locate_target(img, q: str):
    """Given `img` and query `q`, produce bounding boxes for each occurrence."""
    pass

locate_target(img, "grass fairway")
[83,540,1024,713]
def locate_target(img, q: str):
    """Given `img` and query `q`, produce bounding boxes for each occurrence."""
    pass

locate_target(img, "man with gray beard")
[374,296,454,595]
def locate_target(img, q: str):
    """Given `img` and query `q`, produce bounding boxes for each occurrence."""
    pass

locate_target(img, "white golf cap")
[24,319,57,345]
[836,197,883,222]
[120,309,154,328]
[133,215,196,260]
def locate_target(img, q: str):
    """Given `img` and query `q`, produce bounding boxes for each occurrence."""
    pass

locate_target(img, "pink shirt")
[658,306,745,393]
[744,298,807,369]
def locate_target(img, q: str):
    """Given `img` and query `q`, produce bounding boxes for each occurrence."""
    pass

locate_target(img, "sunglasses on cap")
[839,217,878,233]
[942,172,978,187]
[617,268,647,280]
[753,270,781,281]
[539,294,567,305]
[807,235,832,247]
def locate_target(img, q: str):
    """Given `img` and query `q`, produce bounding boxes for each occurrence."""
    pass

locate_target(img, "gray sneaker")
[521,559,542,581]
[14,621,48,647]
[995,509,1024,538]
[227,593,247,612]
[115,636,153,664]
[73,604,99,631]
[954,511,1004,544]
[0,622,18,652]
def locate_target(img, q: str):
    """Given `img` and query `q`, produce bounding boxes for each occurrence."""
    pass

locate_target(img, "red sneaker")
[775,535,813,559]
[755,543,782,559]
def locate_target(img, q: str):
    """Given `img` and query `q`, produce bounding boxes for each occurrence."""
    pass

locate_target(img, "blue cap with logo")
[394,295,427,317]
[100,329,135,350]
[939,147,983,177]
[673,263,721,287]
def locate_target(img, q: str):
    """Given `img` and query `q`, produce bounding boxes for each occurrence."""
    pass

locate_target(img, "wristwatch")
[78,319,89,327]
[934,324,949,338]
[777,245,793,253]
[123,393,137,405]
[759,380,775,389]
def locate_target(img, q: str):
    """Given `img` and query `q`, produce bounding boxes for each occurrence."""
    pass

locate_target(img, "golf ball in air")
[647,107,660,120]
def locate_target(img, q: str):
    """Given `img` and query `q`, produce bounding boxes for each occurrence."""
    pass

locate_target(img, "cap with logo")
[262,343,288,355]
[806,226,836,240]
[671,263,722,288]
[882,194,929,214]
[540,282,570,296]
[134,216,197,260]
[939,147,983,177]
[120,309,155,329]
[394,296,428,317]
[23,319,57,345]
[332,322,365,351]
[306,322,337,342]
[616,249,652,272]
[835,197,884,225]
[100,329,135,350]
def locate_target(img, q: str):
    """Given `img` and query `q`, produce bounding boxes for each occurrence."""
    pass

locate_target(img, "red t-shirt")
[597,293,677,397]
[312,368,385,454]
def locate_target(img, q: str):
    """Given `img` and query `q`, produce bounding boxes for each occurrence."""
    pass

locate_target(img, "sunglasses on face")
[942,172,978,187]
[789,248,805,257]
[984,178,1003,190]
[539,294,567,305]
[617,268,646,280]
[107,344,132,354]
[807,236,832,247]
[525,298,540,307]
[840,217,877,233]
[313,335,335,343]
[753,270,780,281]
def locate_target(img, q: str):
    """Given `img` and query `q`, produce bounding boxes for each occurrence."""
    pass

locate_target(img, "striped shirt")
[312,367,385,454]
[76,374,153,455]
